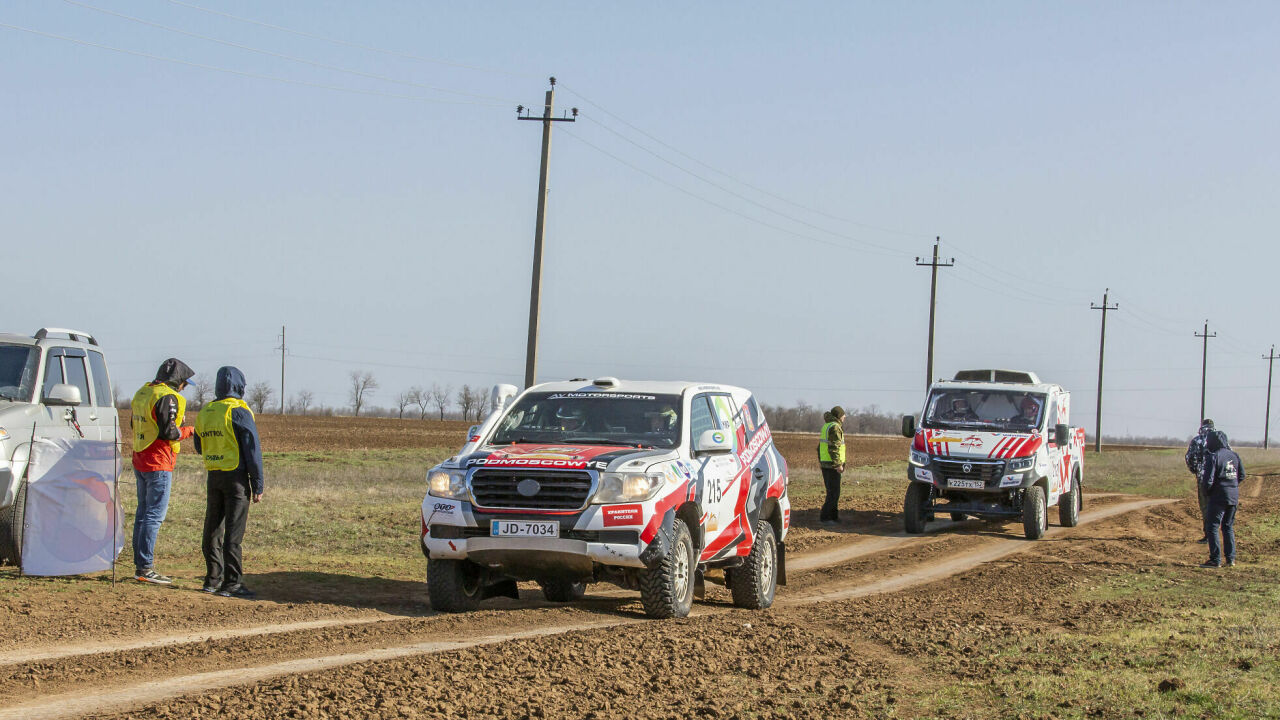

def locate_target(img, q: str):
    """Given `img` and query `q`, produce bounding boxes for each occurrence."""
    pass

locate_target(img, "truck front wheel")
[904,483,931,534]
[1022,485,1047,540]
[1059,474,1082,528]
[639,518,695,618]
[0,479,27,567]
[727,520,777,610]
[427,558,485,612]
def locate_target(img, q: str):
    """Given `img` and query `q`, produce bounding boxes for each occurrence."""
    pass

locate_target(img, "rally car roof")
[528,378,745,397]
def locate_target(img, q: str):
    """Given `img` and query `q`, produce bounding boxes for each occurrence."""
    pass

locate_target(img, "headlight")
[593,472,666,504]
[0,427,9,441]
[909,449,929,467]
[1008,457,1035,472]
[427,470,468,500]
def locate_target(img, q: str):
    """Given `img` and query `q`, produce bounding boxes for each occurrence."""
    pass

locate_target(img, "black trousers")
[202,471,251,588]
[820,466,842,521]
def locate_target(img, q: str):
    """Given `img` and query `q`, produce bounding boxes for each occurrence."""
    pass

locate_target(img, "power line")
[0,22,506,106]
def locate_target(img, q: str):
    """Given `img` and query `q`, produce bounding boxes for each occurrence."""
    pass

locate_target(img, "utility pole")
[1195,320,1216,422]
[517,77,577,389]
[277,325,286,415]
[1264,345,1278,449]
[1090,290,1119,452]
[915,236,954,388]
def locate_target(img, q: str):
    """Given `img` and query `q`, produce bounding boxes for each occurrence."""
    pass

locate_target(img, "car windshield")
[922,388,1047,432]
[0,344,39,402]
[490,391,684,449]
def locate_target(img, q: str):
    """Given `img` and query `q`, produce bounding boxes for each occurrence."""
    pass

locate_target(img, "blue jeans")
[133,469,172,571]
[1204,499,1237,565]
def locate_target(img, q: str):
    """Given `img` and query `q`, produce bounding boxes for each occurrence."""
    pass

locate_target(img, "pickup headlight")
[1008,457,1036,472]
[0,427,9,441]
[909,449,929,467]
[427,470,468,500]
[593,472,666,504]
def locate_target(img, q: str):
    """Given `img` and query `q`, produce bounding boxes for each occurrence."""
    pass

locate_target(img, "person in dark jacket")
[129,358,197,584]
[193,367,264,598]
[1185,418,1215,543]
[817,406,847,524]
[1198,429,1244,568]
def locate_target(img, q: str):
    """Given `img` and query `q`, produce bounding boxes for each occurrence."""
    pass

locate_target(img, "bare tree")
[246,382,274,414]
[456,384,478,423]
[290,389,314,415]
[407,385,429,419]
[394,389,415,419]
[190,374,214,410]
[349,370,378,417]
[430,383,452,421]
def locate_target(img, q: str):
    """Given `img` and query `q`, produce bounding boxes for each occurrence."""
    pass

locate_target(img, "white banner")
[21,437,123,577]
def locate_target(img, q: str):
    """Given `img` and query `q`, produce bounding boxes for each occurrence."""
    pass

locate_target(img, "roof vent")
[952,369,1040,384]
[592,376,620,388]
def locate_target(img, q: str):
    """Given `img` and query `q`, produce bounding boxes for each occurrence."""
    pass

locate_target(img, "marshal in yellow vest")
[196,397,253,471]
[131,383,187,454]
[817,421,846,465]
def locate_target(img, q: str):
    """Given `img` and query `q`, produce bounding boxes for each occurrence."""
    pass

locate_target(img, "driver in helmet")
[942,397,979,422]
[556,405,587,432]
[648,405,677,433]
[1014,395,1041,426]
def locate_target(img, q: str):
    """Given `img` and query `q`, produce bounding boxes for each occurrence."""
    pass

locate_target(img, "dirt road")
[0,491,1206,720]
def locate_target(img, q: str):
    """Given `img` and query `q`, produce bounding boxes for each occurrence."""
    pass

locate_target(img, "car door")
[85,349,118,443]
[703,393,746,559]
[37,348,94,442]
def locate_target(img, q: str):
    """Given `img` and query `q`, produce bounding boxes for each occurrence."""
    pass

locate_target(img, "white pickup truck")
[900,369,1085,539]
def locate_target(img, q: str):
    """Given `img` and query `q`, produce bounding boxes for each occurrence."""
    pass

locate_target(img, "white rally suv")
[420,378,790,618]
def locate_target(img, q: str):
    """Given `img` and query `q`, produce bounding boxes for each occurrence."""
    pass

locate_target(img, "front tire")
[639,518,695,618]
[0,479,27,567]
[1059,474,1081,528]
[1022,485,1047,540]
[904,483,931,534]
[427,558,484,612]
[539,579,586,602]
[728,520,778,609]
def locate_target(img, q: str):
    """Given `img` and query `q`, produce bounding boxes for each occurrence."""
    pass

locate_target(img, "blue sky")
[4,1,1278,441]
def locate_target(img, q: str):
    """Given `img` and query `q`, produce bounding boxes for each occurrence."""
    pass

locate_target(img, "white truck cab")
[900,369,1085,539]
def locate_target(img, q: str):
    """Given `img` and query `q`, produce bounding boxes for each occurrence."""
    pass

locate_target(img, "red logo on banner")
[602,504,643,527]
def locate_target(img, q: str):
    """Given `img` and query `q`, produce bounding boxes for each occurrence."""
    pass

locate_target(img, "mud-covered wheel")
[539,578,587,602]
[427,558,484,612]
[904,483,931,534]
[728,520,778,610]
[950,512,967,522]
[0,479,26,567]
[1022,485,1047,540]
[639,518,695,619]
[1059,473,1081,528]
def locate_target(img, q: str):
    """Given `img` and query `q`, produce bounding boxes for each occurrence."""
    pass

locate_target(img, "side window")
[63,356,92,406]
[710,394,741,451]
[41,353,65,399]
[88,351,113,408]
[688,395,717,444]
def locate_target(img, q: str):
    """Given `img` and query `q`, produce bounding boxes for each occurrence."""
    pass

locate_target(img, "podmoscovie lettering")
[466,457,610,469]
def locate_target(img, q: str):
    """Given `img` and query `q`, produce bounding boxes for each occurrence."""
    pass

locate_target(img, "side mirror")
[1054,423,1069,447]
[693,428,733,456]
[43,383,82,406]
[901,415,916,439]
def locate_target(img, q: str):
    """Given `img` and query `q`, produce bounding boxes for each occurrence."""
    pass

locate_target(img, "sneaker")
[1198,561,1221,569]
[1226,559,1236,567]
[200,581,220,594]
[1196,537,1209,544]
[216,584,257,599]
[135,569,173,585]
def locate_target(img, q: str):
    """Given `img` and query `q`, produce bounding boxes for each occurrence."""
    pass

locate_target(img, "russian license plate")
[490,520,559,538]
[949,478,985,490]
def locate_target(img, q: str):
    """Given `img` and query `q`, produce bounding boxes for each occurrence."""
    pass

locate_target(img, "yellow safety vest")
[131,383,187,453]
[196,397,253,471]
[818,421,845,465]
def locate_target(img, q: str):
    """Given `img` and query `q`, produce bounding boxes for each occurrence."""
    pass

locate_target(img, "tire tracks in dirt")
[0,496,1169,720]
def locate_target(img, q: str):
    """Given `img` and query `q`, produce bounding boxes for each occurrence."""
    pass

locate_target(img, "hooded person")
[129,357,197,584]
[194,366,264,598]
[1185,418,1215,542]
[1199,430,1244,568]
[817,406,847,524]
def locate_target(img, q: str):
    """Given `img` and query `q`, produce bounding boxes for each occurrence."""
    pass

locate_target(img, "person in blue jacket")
[193,366,265,598]
[1199,430,1244,568]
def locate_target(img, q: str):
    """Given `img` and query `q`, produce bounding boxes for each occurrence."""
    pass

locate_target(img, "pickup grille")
[470,470,593,511]
[935,459,1004,486]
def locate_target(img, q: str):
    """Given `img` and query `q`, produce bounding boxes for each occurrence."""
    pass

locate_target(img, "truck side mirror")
[901,415,916,439]
[1054,423,1069,447]
[693,429,734,456]
[43,383,82,406]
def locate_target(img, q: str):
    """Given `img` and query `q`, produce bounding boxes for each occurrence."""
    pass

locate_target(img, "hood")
[459,443,671,472]
[919,428,1042,459]
[153,358,195,389]
[215,366,246,400]
[1207,430,1229,451]
[822,411,834,423]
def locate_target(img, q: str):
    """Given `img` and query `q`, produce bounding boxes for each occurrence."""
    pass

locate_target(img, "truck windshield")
[490,391,684,449]
[922,389,1047,432]
[0,344,39,402]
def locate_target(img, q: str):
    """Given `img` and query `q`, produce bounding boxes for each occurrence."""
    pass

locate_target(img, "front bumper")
[908,459,1037,494]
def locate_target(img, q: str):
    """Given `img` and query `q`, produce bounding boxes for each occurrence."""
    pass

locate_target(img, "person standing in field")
[130,357,197,584]
[194,366,264,599]
[817,406,847,525]
[1185,418,1215,543]
[1199,429,1244,568]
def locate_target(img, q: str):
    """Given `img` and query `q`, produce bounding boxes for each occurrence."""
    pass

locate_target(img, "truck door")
[1044,394,1063,502]
[39,348,99,441]
[705,393,746,559]
[688,394,738,560]
[85,350,118,444]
